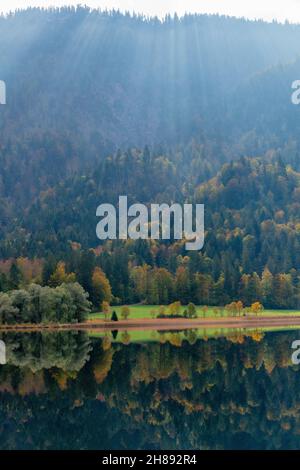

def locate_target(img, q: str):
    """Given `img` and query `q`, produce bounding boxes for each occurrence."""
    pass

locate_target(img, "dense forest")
[0,8,300,312]
[1,154,299,310]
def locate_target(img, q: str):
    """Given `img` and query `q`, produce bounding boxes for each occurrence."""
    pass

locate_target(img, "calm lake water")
[0,328,300,450]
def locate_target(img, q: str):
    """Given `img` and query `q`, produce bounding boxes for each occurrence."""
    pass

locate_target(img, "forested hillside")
[1,153,299,309]
[0,8,300,310]
[1,8,300,206]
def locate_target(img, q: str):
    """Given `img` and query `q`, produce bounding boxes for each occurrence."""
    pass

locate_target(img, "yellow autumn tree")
[251,301,264,316]
[91,267,112,308]
[150,308,158,318]
[49,261,76,287]
[120,305,130,320]
[236,301,244,316]
[93,350,114,384]
[101,300,111,320]
[168,301,181,316]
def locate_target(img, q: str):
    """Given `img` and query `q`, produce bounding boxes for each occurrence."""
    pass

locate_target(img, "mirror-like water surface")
[0,328,300,450]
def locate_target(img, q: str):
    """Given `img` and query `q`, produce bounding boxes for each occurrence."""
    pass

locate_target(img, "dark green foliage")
[9,263,22,289]
[111,311,118,322]
[0,283,91,324]
[187,303,197,318]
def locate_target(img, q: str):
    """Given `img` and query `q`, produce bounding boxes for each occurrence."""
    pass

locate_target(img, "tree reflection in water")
[0,329,299,450]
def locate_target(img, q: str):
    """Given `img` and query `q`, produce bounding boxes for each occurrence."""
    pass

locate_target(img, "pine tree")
[111,311,118,322]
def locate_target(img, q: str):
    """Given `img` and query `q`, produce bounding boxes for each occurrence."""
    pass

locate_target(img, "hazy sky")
[1,1,300,23]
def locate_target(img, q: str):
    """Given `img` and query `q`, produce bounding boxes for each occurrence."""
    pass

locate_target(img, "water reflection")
[0,328,299,449]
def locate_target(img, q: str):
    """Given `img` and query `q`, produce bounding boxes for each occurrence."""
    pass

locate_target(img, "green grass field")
[88,305,300,343]
[88,305,300,321]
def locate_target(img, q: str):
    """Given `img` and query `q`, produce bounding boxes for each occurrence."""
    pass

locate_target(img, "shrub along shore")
[0,283,91,325]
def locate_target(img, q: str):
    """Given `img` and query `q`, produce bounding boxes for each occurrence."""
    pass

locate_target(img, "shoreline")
[1,315,300,332]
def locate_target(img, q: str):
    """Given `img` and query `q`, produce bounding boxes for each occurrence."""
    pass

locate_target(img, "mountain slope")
[1,8,300,205]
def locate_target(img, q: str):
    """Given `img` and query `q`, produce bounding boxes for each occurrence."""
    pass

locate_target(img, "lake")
[0,327,300,450]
